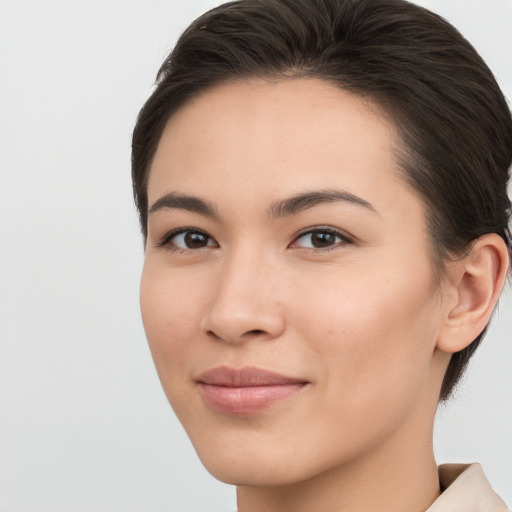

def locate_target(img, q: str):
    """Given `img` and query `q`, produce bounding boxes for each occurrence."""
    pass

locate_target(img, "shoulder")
[427,463,510,512]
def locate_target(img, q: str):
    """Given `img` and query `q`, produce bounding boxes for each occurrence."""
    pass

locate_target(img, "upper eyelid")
[292,226,353,242]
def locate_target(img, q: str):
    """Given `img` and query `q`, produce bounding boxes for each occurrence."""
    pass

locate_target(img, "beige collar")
[427,463,510,512]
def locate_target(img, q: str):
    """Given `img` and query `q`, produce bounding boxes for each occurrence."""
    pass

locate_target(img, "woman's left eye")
[290,228,351,250]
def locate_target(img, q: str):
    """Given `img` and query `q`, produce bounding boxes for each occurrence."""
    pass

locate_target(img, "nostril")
[245,329,266,336]
[206,328,266,340]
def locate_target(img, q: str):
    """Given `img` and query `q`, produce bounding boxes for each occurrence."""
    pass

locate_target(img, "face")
[141,79,447,487]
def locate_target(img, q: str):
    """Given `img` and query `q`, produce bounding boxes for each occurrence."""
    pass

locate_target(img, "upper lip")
[196,366,308,387]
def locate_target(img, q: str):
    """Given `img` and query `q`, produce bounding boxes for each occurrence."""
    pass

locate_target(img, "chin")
[188,428,338,488]
[200,455,307,487]
[192,439,287,485]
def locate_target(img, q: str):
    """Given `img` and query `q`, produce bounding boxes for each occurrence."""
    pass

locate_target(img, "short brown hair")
[132,0,512,401]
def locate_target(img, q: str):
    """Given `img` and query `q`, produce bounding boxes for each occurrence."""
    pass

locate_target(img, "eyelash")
[157,226,353,253]
[290,227,353,251]
[157,227,216,253]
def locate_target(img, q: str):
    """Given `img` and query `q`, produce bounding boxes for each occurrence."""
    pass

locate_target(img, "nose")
[200,249,286,344]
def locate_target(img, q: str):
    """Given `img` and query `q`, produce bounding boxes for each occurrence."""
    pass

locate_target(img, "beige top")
[427,463,510,512]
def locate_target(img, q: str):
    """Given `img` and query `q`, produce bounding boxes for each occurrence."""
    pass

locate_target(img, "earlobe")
[437,234,509,354]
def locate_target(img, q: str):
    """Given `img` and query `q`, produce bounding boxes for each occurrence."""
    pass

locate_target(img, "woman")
[131,0,511,510]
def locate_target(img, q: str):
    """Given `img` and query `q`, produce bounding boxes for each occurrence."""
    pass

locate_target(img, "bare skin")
[140,79,508,512]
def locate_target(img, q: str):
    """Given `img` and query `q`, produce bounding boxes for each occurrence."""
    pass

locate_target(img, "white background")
[0,1,510,511]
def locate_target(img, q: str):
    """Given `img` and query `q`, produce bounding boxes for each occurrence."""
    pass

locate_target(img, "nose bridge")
[202,240,285,342]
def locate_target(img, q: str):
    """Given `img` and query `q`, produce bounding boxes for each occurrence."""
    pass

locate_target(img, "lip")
[196,366,308,415]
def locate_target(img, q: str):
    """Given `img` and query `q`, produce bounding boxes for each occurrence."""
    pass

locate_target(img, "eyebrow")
[148,188,377,219]
[148,192,218,218]
[268,189,377,217]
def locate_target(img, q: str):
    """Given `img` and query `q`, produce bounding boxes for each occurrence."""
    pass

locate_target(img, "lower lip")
[198,383,306,414]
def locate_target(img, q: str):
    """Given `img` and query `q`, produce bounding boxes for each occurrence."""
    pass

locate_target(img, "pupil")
[312,232,335,248]
[185,232,207,248]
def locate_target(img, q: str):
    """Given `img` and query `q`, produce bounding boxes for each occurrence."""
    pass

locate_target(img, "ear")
[437,233,509,354]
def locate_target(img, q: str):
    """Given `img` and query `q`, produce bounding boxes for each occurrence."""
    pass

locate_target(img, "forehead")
[148,78,411,217]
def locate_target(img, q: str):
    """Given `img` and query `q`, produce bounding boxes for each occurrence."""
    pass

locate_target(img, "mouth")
[196,366,309,415]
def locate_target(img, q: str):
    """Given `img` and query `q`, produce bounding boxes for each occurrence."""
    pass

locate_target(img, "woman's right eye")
[160,229,217,251]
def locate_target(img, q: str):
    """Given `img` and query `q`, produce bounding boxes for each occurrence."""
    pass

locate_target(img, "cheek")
[293,263,439,411]
[139,262,205,389]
